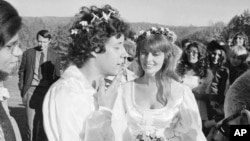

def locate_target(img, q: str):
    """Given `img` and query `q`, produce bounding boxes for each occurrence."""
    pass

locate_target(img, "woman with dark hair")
[43,5,130,141]
[205,40,228,140]
[0,0,22,141]
[207,40,227,74]
[115,27,205,141]
[209,45,248,117]
[177,41,213,136]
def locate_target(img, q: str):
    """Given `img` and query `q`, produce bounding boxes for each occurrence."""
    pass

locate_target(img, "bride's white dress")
[112,80,206,141]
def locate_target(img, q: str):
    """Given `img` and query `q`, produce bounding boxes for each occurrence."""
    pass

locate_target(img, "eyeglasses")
[186,50,198,55]
[127,57,134,62]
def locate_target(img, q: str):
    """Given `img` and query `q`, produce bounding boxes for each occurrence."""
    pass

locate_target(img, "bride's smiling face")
[140,49,164,76]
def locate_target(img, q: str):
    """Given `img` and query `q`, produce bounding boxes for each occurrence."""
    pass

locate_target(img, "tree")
[221,9,250,45]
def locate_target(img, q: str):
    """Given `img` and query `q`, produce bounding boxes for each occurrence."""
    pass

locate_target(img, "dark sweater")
[0,103,16,141]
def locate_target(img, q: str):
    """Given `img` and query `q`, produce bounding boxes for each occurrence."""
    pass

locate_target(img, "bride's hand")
[96,70,123,110]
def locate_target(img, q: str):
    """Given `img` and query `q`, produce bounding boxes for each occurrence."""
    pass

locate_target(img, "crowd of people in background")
[1,0,250,141]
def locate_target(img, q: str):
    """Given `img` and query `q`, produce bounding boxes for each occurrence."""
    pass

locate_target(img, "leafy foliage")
[20,10,250,70]
[221,9,250,45]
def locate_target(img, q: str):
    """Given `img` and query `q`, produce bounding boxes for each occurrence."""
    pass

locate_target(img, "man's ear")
[90,51,97,57]
[240,109,250,124]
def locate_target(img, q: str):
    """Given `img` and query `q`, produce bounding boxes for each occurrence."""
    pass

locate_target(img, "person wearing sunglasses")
[105,38,138,88]
[210,70,250,141]
[122,38,138,81]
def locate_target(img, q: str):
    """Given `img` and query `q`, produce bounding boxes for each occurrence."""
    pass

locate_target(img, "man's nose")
[121,46,128,58]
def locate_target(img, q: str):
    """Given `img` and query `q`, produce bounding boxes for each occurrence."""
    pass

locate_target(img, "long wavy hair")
[207,41,226,72]
[136,34,178,105]
[177,41,208,78]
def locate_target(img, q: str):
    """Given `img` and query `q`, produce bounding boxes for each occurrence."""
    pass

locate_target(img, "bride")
[112,27,206,141]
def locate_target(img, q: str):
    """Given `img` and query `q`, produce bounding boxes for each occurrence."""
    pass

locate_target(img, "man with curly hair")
[43,5,130,141]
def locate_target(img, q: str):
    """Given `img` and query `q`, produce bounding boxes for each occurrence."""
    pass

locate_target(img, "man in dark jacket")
[18,30,60,141]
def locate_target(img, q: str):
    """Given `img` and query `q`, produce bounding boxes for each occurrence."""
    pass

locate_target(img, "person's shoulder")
[171,79,191,95]
[48,48,59,55]
[24,47,37,53]
[171,79,187,88]
[46,78,80,102]
[21,47,37,57]
[169,79,192,104]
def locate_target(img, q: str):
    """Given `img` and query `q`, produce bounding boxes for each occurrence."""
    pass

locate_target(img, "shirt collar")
[61,65,96,93]
[0,87,10,101]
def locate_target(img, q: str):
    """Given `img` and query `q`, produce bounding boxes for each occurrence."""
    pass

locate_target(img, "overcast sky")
[8,0,250,26]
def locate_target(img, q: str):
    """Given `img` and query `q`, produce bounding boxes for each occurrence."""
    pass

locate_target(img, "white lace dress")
[112,80,206,141]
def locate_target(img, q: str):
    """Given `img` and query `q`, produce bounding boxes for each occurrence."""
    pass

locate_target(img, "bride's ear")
[240,109,250,124]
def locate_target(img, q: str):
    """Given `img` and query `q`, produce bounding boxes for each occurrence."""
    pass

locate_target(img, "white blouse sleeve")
[173,86,206,141]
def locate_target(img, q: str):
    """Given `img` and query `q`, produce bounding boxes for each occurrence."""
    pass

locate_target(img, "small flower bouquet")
[135,130,165,141]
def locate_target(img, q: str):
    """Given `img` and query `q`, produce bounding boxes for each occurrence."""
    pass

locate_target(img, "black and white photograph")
[1,0,250,141]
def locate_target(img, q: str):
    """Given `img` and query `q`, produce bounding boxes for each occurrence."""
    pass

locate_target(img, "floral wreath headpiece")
[137,27,177,43]
[70,8,119,36]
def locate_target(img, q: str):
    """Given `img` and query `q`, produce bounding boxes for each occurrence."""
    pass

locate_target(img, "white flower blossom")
[150,27,157,31]
[79,21,88,26]
[146,31,151,36]
[71,29,78,35]
[160,27,165,32]
[139,30,145,35]
[165,28,170,32]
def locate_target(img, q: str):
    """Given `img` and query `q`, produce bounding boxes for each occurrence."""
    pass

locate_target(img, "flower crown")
[137,27,177,43]
[70,7,119,36]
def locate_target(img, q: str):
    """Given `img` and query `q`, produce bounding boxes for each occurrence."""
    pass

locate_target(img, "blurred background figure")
[177,41,213,136]
[181,38,192,50]
[227,45,248,85]
[232,31,249,49]
[18,30,60,141]
[206,40,227,140]
[207,40,227,74]
[210,70,250,141]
